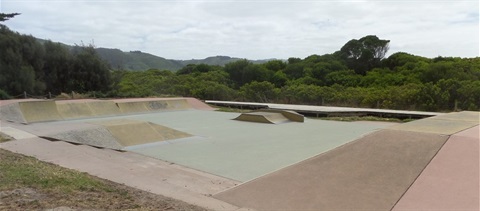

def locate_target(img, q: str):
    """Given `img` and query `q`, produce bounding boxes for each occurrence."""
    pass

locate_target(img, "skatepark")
[0,97,478,210]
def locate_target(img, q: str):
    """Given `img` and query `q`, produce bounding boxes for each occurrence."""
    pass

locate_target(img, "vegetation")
[318,116,412,123]
[111,49,480,112]
[0,149,208,210]
[94,48,270,71]
[1,13,479,112]
[0,132,12,143]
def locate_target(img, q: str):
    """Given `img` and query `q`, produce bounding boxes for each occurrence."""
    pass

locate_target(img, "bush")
[0,89,11,100]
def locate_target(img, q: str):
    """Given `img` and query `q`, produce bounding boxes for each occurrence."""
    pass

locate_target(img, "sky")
[1,0,479,60]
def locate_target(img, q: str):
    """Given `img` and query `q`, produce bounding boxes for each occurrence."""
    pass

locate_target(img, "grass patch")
[0,132,12,143]
[318,116,413,123]
[0,149,208,210]
[213,105,253,113]
[0,148,116,193]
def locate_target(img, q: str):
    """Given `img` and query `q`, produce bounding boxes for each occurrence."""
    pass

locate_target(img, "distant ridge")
[95,48,184,71]
[36,38,274,71]
[95,48,273,71]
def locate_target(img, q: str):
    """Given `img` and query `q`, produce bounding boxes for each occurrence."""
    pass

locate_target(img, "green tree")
[0,13,20,22]
[224,59,273,87]
[42,41,73,94]
[240,81,279,102]
[338,35,390,75]
[71,45,111,92]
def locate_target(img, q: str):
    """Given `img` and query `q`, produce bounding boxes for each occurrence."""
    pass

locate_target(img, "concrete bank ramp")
[1,98,208,124]
[92,119,192,147]
[84,101,121,117]
[388,111,479,135]
[234,110,304,124]
[48,126,124,150]
[19,101,63,123]
[0,102,27,123]
[215,129,449,210]
[116,98,192,114]
[43,119,192,150]
[57,101,96,119]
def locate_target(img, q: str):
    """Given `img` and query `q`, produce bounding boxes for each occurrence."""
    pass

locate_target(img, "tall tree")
[338,35,390,75]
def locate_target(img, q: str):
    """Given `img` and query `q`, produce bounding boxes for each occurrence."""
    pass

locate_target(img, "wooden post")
[24,91,27,99]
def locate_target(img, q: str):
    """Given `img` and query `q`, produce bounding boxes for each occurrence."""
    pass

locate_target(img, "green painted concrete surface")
[107,110,392,182]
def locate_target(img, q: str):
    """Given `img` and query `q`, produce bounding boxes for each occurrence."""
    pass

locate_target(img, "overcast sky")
[1,0,479,60]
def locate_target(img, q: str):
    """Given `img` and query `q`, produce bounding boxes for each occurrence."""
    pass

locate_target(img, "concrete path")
[215,129,449,210]
[0,126,37,139]
[0,138,241,211]
[393,125,479,210]
[206,100,442,117]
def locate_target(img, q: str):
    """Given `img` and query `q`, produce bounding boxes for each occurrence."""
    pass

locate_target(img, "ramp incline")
[0,102,27,123]
[388,111,479,135]
[234,110,304,124]
[85,101,121,116]
[47,126,124,150]
[92,119,192,147]
[19,101,63,123]
[56,102,96,119]
[0,98,209,124]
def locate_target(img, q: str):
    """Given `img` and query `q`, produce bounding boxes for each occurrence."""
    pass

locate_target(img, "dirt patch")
[0,149,210,211]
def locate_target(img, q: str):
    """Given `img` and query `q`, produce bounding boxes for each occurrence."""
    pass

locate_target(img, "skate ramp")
[47,126,124,150]
[234,110,304,124]
[85,101,121,116]
[18,101,63,123]
[92,119,192,147]
[257,109,304,122]
[117,101,150,114]
[0,98,205,124]
[215,129,449,210]
[431,110,479,122]
[393,125,479,210]
[117,99,192,114]
[56,102,95,119]
[163,98,191,110]
[388,111,478,135]
[0,102,27,123]
[185,98,215,111]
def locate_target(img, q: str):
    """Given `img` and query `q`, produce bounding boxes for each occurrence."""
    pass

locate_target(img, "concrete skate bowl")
[0,98,207,124]
[215,111,479,210]
[43,119,192,150]
[233,109,304,124]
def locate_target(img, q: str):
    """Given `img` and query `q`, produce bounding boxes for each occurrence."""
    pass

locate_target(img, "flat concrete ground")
[88,110,391,181]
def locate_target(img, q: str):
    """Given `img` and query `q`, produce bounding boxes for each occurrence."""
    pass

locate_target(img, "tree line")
[0,15,110,98]
[1,14,479,112]
[112,52,480,111]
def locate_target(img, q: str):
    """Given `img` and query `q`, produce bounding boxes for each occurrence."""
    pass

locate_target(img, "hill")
[95,48,184,71]
[94,48,272,71]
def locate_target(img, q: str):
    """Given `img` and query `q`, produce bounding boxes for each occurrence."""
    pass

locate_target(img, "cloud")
[2,0,478,59]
